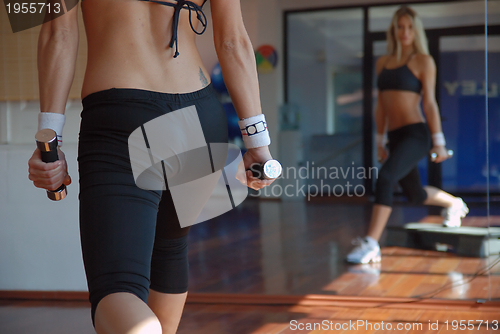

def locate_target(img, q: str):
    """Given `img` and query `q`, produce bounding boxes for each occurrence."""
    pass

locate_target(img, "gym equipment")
[386,223,500,257]
[35,129,67,201]
[431,149,454,161]
[249,159,282,180]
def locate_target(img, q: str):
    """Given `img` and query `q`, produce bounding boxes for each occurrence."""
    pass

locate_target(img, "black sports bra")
[139,0,208,58]
[377,55,422,94]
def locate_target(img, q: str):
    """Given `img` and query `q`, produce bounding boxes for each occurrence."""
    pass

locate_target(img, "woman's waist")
[79,84,217,139]
[387,117,426,132]
[81,49,209,99]
[81,84,216,112]
[387,122,430,143]
[379,91,420,113]
[384,106,425,132]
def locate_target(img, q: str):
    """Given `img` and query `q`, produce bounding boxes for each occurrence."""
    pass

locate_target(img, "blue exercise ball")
[223,102,240,140]
[210,63,227,94]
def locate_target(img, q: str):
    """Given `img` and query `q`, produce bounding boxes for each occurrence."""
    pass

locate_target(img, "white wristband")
[238,114,271,149]
[375,133,387,147]
[38,112,65,146]
[432,132,446,147]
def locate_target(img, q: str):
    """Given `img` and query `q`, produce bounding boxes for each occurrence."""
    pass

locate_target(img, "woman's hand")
[429,145,449,163]
[377,145,389,163]
[236,146,277,190]
[28,148,72,191]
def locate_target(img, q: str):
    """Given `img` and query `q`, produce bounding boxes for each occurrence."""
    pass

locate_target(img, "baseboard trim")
[0,290,89,301]
[1,290,499,311]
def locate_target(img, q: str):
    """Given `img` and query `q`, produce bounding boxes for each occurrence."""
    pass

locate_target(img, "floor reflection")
[187,197,499,299]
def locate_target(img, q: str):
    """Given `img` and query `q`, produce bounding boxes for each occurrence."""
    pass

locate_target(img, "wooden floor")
[1,300,499,334]
[180,304,500,334]
[1,199,499,333]
[324,246,500,299]
[187,199,500,299]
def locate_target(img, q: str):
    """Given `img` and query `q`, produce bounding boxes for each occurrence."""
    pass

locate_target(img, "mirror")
[190,0,500,302]
[265,0,500,303]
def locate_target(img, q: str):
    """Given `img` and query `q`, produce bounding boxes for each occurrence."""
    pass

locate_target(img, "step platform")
[386,223,500,257]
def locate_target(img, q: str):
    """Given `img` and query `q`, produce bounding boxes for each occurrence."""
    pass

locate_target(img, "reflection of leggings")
[78,84,227,325]
[374,122,432,207]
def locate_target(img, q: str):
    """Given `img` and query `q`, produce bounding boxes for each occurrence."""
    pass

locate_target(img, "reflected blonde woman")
[346,6,468,264]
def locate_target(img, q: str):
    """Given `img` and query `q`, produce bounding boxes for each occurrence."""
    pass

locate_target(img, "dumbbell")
[431,149,454,162]
[35,129,67,201]
[249,159,283,180]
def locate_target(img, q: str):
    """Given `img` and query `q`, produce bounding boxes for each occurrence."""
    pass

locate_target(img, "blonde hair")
[386,6,429,60]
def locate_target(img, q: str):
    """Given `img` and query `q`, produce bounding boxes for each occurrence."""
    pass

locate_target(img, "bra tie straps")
[139,0,207,58]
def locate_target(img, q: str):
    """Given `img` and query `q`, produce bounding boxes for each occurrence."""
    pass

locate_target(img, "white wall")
[0,0,424,292]
[0,100,84,291]
[0,143,86,291]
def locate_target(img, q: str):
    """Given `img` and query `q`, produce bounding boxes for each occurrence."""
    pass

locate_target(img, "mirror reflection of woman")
[346,6,469,264]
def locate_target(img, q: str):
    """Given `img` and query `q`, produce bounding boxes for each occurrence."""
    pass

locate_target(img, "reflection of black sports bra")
[377,54,422,94]
[139,0,208,58]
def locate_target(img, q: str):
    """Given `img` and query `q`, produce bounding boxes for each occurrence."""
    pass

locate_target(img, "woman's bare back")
[80,0,210,98]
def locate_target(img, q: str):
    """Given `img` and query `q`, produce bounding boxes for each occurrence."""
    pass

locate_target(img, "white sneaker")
[346,237,381,264]
[442,198,469,228]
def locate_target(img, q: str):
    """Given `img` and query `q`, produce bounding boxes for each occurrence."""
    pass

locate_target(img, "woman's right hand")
[236,146,277,190]
[429,145,449,163]
[377,145,389,163]
[28,148,71,191]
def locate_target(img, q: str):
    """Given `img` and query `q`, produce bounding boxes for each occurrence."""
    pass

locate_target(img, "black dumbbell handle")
[40,149,59,163]
[35,129,67,201]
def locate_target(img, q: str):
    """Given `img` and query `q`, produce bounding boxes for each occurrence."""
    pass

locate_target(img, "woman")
[28,0,275,333]
[346,6,468,265]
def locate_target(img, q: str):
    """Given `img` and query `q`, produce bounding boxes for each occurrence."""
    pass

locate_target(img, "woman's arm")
[420,55,448,163]
[38,3,79,114]
[374,55,388,136]
[420,55,442,135]
[374,99,386,138]
[374,99,388,163]
[210,0,275,189]
[375,56,388,161]
[210,0,261,120]
[28,5,79,191]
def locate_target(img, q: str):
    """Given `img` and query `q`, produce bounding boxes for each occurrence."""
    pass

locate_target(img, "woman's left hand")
[430,145,449,163]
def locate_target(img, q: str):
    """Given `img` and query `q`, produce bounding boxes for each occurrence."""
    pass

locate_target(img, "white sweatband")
[432,132,446,147]
[238,114,271,149]
[38,112,65,146]
[375,133,387,147]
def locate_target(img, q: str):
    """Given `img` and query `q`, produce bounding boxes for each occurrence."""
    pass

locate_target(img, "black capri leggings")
[78,84,227,324]
[374,122,432,207]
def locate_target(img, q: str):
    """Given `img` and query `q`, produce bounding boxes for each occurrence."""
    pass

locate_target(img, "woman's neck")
[400,45,416,59]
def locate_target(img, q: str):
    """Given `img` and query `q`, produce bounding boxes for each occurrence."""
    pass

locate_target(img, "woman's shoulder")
[375,55,390,73]
[376,55,390,65]
[413,53,435,69]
